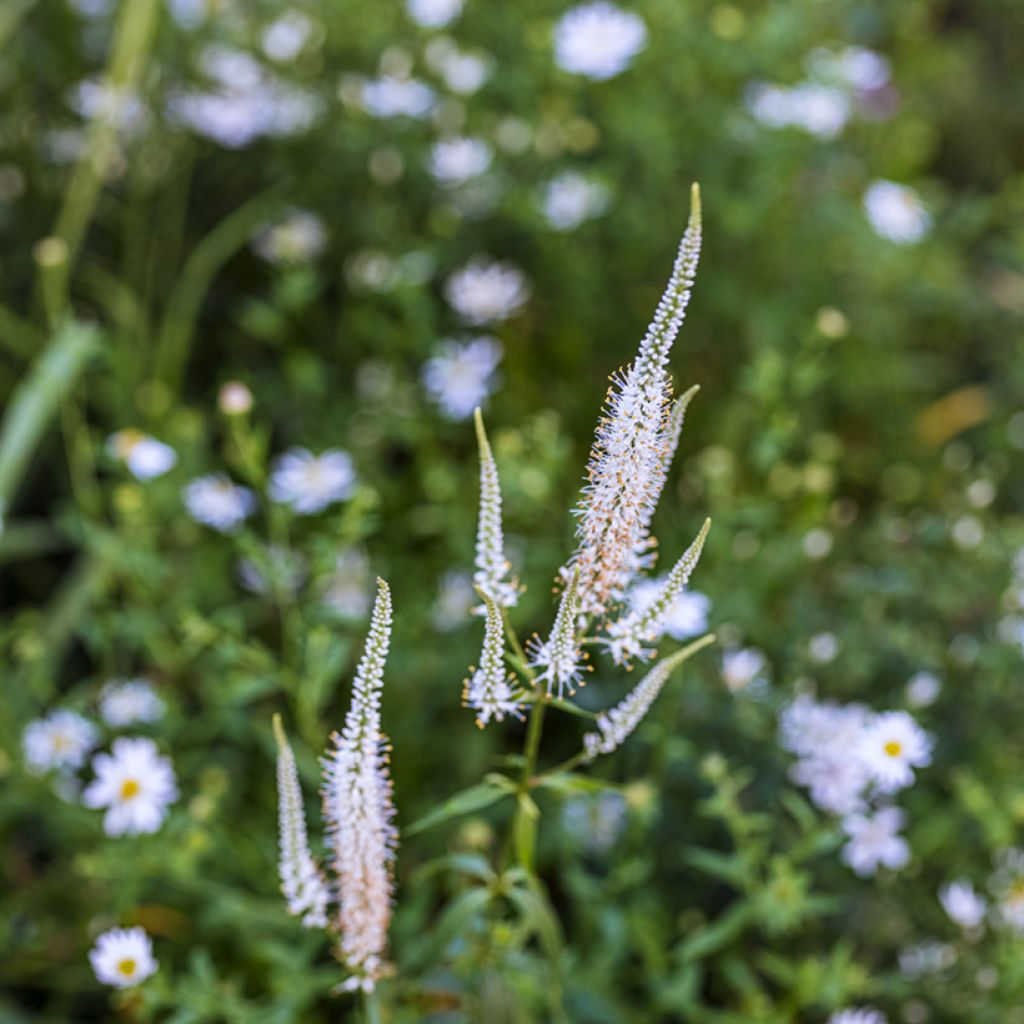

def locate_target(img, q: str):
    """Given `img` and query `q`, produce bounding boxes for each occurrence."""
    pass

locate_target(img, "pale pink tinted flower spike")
[473,408,520,610]
[464,589,524,726]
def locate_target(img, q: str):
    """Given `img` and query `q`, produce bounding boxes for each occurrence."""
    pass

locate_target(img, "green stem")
[534,751,588,785]
[363,989,383,1024]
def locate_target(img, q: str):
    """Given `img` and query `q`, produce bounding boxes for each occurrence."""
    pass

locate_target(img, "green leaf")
[404,781,511,837]
[408,886,493,969]
[410,852,496,886]
[536,773,622,795]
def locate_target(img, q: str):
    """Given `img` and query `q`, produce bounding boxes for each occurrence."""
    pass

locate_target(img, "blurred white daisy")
[863,180,931,244]
[184,474,256,532]
[359,75,437,119]
[790,753,869,816]
[425,41,493,94]
[841,806,910,876]
[746,82,850,139]
[406,0,463,28]
[89,926,158,988]
[541,172,610,230]
[422,336,503,420]
[83,737,178,836]
[721,647,766,692]
[269,448,357,514]
[261,12,314,63]
[23,709,98,773]
[808,46,891,92]
[808,631,839,663]
[106,430,177,481]
[939,879,987,930]
[905,670,941,708]
[252,209,326,264]
[828,1010,887,1024]
[858,710,932,792]
[554,2,648,81]
[444,258,530,324]
[100,679,165,727]
[429,136,492,186]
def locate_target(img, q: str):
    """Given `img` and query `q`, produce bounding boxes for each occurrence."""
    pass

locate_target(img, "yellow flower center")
[883,740,902,758]
[120,778,140,799]
[117,958,136,977]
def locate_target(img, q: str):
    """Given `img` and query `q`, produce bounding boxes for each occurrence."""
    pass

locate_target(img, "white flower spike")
[473,408,519,609]
[583,635,713,759]
[273,714,330,928]
[604,518,711,664]
[567,185,702,619]
[529,570,587,698]
[322,578,398,992]
[464,589,523,727]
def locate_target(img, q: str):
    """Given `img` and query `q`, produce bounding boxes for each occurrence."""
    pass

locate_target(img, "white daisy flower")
[553,2,648,81]
[808,46,891,92]
[905,670,941,708]
[721,647,766,692]
[790,753,869,816]
[406,0,463,28]
[746,82,850,139]
[89,926,158,989]
[428,136,492,186]
[427,42,493,94]
[625,579,711,641]
[540,172,610,231]
[359,75,437,119]
[106,430,178,481]
[184,474,256,532]
[863,180,931,244]
[939,879,987,930]
[779,696,871,759]
[828,1009,887,1024]
[252,209,326,264]
[444,258,530,324]
[100,679,165,727]
[83,737,178,836]
[261,12,314,63]
[422,336,503,420]
[841,806,910,877]
[808,631,839,663]
[23,709,98,773]
[858,710,932,792]
[269,448,357,514]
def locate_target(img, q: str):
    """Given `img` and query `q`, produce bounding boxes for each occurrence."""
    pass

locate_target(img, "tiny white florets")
[464,591,523,726]
[529,572,585,698]
[472,408,519,609]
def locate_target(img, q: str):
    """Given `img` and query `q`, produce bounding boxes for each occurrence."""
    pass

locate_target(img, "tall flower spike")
[463,589,524,726]
[273,714,330,928]
[583,638,712,760]
[473,407,520,609]
[604,518,711,665]
[566,185,703,619]
[529,570,586,698]
[322,579,398,993]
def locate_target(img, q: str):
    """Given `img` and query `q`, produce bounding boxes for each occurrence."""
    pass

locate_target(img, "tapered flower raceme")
[583,640,706,759]
[529,571,586,698]
[464,590,523,726]
[273,715,329,928]
[567,186,703,618]
[604,518,711,664]
[472,408,519,609]
[322,579,398,992]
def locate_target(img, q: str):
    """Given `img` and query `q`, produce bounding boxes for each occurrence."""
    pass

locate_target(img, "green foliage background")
[2,0,1024,1020]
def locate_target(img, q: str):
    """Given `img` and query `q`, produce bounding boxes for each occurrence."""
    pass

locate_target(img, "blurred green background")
[2,0,1024,1020]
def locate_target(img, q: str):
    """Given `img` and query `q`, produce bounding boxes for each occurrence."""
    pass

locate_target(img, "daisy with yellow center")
[89,926,157,989]
[858,710,932,793]
[83,737,178,837]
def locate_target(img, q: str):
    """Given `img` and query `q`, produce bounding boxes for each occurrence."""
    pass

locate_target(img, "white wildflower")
[99,679,165,727]
[746,82,850,139]
[426,42,493,94]
[261,12,314,63]
[790,753,869,816]
[808,631,839,663]
[857,710,932,792]
[541,172,610,230]
[939,879,986,930]
[828,1010,887,1024]
[779,697,871,759]
[554,2,648,81]
[359,75,437,119]
[83,737,178,836]
[273,715,330,927]
[472,409,519,609]
[269,448,357,514]
[583,642,699,759]
[429,136,492,186]
[432,571,476,631]
[565,186,701,619]
[464,591,522,726]
[322,579,398,991]
[603,518,711,664]
[184,474,256,532]
[899,941,957,978]
[106,430,177,480]
[905,670,941,708]
[219,380,254,415]
[422,337,502,420]
[530,571,585,698]
[721,647,767,692]
[841,806,910,877]
[444,258,531,324]
[808,46,891,92]
[252,209,326,264]
[625,580,711,642]
[89,927,158,989]
[23,709,98,773]
[863,180,931,244]
[406,0,463,28]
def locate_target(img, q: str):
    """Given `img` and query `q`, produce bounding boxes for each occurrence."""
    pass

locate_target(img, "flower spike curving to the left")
[273,578,398,995]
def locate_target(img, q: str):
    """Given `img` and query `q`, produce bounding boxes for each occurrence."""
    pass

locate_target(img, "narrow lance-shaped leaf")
[529,570,587,698]
[321,578,398,993]
[473,407,519,609]
[583,634,716,760]
[604,518,711,665]
[272,714,330,929]
[464,589,524,726]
